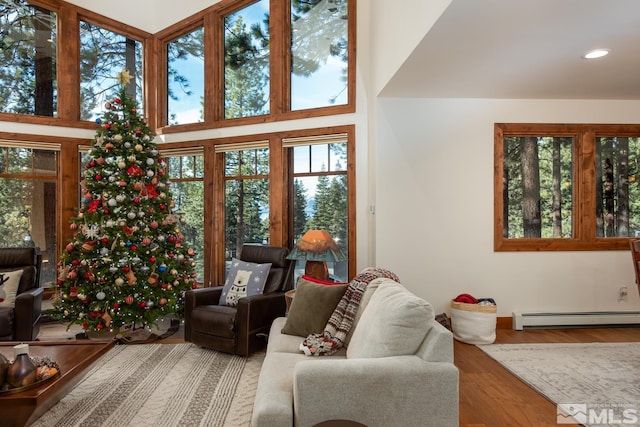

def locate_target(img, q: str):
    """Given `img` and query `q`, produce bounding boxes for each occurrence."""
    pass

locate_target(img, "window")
[164,150,205,281]
[495,123,640,251]
[0,142,58,286]
[166,26,205,125]
[290,0,349,110]
[286,135,349,281]
[223,0,270,119]
[220,143,270,261]
[0,0,56,116]
[79,20,143,121]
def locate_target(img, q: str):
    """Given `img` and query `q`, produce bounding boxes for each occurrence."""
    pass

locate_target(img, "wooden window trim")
[495,123,640,252]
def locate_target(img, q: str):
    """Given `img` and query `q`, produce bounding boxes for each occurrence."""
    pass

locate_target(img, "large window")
[0,143,58,286]
[165,151,205,281]
[290,0,349,110]
[495,123,640,251]
[79,20,143,122]
[223,0,270,119]
[287,135,349,281]
[0,0,56,116]
[167,26,204,125]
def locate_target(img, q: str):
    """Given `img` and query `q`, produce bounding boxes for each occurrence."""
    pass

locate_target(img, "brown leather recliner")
[0,247,43,341]
[185,245,294,356]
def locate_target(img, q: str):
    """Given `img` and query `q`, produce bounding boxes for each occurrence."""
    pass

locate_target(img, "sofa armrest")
[14,287,43,341]
[293,356,459,427]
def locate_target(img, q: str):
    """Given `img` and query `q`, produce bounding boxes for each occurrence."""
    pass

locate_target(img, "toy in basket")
[450,294,497,344]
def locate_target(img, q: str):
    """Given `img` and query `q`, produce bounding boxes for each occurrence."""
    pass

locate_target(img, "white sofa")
[251,278,459,427]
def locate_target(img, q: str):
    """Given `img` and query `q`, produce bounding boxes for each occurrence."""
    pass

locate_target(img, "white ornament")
[116,194,125,202]
[146,170,154,177]
[114,134,123,142]
[146,158,154,166]
[127,211,136,219]
[124,142,131,148]
[96,291,106,300]
[118,161,126,169]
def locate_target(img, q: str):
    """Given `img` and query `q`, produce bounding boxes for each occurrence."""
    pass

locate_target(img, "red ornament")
[103,208,110,214]
[130,245,137,251]
[72,260,80,266]
[95,174,102,181]
[123,266,130,273]
[102,237,109,244]
[139,301,146,308]
[115,98,121,104]
[191,283,198,289]
[159,204,166,210]
[133,197,141,204]
[112,303,120,309]
[168,236,175,243]
[82,322,89,329]
[96,323,103,330]
[125,296,134,305]
[149,256,156,263]
[105,123,112,129]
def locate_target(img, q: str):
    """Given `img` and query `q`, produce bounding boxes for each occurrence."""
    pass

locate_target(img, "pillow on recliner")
[0,269,23,308]
[219,258,271,307]
[281,277,348,337]
[347,280,434,359]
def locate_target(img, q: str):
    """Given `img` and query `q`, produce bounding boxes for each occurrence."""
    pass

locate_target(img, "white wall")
[375,97,640,315]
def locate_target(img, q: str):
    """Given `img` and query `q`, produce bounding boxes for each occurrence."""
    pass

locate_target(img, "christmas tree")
[53,70,197,337]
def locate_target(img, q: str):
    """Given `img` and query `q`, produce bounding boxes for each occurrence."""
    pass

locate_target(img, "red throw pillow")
[301,275,347,286]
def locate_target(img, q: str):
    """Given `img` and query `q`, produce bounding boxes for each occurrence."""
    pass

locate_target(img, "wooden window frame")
[495,123,640,251]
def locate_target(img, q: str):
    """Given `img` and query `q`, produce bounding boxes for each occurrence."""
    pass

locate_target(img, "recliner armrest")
[293,356,459,427]
[185,286,223,308]
[14,287,43,341]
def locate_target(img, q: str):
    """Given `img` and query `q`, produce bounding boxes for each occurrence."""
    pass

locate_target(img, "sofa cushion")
[219,258,271,307]
[343,277,385,347]
[281,278,347,337]
[0,269,23,308]
[347,281,434,359]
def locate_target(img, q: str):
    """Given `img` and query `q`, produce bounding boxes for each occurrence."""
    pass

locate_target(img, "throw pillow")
[0,269,24,308]
[346,280,434,359]
[219,258,272,307]
[281,277,348,337]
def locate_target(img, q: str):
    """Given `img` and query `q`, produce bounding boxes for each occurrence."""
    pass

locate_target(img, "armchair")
[184,245,294,356]
[0,247,43,341]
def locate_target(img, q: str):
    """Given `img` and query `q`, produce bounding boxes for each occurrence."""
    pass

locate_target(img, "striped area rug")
[31,343,264,427]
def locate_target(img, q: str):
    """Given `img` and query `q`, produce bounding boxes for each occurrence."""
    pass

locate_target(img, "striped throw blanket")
[300,267,400,356]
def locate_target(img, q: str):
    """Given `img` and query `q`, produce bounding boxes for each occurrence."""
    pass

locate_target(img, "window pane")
[0,146,57,288]
[503,136,573,239]
[224,148,269,260]
[171,181,204,281]
[291,0,348,110]
[292,142,348,282]
[0,0,56,116]
[224,0,270,119]
[167,26,204,125]
[596,136,640,237]
[80,21,143,122]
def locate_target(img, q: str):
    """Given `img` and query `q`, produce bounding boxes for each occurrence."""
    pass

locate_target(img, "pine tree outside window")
[79,20,144,122]
[495,123,640,251]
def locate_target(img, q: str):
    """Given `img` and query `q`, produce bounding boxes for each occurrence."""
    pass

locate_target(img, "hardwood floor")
[457,326,640,427]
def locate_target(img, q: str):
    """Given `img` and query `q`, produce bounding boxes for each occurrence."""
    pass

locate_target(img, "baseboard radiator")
[512,311,640,330]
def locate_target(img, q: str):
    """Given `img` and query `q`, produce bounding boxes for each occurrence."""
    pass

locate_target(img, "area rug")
[31,343,264,427]
[479,342,640,426]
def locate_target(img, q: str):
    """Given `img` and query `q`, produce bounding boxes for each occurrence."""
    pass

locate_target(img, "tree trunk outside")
[616,137,629,237]
[521,137,541,238]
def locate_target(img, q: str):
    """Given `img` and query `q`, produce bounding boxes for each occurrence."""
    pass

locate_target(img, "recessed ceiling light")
[583,49,611,59]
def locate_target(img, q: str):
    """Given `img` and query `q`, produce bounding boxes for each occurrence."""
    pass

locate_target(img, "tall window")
[165,151,205,281]
[221,144,270,260]
[0,0,56,116]
[166,26,205,125]
[0,143,58,286]
[79,20,143,121]
[223,0,270,119]
[286,135,349,281]
[495,123,640,251]
[290,0,349,110]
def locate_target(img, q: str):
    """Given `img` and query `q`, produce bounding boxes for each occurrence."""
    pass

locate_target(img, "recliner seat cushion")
[190,305,237,338]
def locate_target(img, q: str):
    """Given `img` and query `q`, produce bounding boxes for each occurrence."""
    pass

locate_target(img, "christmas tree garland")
[53,70,197,335]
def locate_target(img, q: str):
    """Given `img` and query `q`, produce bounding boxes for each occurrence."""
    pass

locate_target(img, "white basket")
[450,300,497,345]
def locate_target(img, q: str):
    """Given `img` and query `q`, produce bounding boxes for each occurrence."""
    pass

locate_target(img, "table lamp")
[287,229,347,281]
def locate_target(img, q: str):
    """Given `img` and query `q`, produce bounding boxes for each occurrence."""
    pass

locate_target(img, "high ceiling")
[380,0,640,100]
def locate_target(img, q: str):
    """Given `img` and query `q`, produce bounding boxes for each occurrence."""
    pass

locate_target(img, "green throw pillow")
[281,278,348,337]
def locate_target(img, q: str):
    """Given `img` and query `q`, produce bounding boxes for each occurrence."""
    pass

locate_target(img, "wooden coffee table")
[0,340,115,427]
